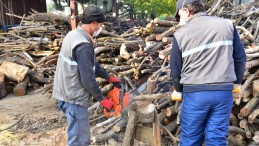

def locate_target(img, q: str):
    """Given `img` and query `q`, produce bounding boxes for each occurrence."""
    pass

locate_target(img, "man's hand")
[109,76,122,83]
[232,84,241,93]
[100,98,113,111]
[171,90,182,101]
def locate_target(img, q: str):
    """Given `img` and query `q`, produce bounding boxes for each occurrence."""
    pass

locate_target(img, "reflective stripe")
[59,53,78,65]
[182,41,233,58]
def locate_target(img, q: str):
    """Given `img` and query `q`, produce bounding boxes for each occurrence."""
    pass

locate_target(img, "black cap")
[81,4,105,24]
[174,0,200,22]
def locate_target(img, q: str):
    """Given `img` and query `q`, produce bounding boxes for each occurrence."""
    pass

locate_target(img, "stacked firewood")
[0,1,259,145]
[89,1,259,146]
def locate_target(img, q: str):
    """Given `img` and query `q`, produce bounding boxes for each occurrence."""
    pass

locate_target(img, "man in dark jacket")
[53,4,121,146]
[170,0,246,145]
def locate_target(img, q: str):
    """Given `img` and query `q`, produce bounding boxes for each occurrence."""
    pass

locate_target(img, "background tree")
[119,0,176,19]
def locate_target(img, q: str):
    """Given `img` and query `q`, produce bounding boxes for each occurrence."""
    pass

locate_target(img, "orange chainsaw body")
[103,87,131,117]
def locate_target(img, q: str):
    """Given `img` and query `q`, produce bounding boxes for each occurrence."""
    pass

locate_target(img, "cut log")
[156,26,178,41]
[246,59,259,69]
[252,79,259,97]
[112,116,128,132]
[230,113,238,127]
[132,92,171,101]
[152,26,170,34]
[120,43,131,60]
[227,134,246,146]
[242,87,252,99]
[153,110,161,146]
[162,37,174,44]
[0,61,29,82]
[145,34,157,42]
[238,71,259,105]
[248,105,259,124]
[91,130,115,143]
[161,119,177,135]
[229,126,246,137]
[153,18,177,27]
[137,104,155,123]
[96,117,118,128]
[122,103,137,146]
[240,97,259,117]
[159,45,172,59]
[147,78,157,94]
[165,105,177,117]
[13,76,30,96]
[0,73,7,99]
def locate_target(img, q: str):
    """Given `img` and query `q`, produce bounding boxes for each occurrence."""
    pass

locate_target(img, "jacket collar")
[76,26,94,45]
[186,12,208,23]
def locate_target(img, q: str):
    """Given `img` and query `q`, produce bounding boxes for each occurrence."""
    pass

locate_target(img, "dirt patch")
[0,92,67,146]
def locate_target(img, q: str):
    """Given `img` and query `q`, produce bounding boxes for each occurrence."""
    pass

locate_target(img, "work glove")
[232,84,241,99]
[232,84,241,93]
[100,98,113,111]
[109,76,122,83]
[171,90,182,101]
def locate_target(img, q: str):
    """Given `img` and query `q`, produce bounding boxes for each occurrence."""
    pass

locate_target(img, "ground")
[0,92,67,146]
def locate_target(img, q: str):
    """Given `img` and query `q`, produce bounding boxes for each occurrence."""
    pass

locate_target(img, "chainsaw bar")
[130,82,147,96]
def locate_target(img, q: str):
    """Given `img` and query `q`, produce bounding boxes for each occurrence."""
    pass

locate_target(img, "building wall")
[0,0,47,26]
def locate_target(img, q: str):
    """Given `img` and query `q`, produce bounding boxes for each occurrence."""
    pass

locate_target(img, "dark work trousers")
[57,100,90,146]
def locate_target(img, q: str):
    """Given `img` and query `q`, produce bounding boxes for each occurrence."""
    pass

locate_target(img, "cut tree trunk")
[13,76,30,96]
[137,104,155,123]
[122,103,137,146]
[0,61,29,82]
[0,72,7,98]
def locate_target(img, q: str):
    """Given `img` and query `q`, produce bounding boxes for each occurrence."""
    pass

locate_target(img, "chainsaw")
[103,80,146,117]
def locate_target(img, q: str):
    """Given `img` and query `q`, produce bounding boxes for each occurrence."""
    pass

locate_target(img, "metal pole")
[70,0,78,30]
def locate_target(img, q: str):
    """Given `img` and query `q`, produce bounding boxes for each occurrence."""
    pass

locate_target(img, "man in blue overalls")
[170,0,246,145]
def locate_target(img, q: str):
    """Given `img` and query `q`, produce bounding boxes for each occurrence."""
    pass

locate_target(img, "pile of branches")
[0,1,259,145]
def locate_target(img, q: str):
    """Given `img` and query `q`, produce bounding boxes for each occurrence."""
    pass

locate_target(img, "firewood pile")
[0,0,258,145]
[89,1,259,146]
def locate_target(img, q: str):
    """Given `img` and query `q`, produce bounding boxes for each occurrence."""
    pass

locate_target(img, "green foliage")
[121,0,176,19]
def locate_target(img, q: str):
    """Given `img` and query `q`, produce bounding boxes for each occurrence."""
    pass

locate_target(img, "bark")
[240,97,259,117]
[159,45,172,59]
[145,34,157,42]
[132,92,171,101]
[147,78,157,94]
[156,26,178,41]
[248,105,259,124]
[229,126,246,137]
[162,37,174,44]
[153,110,162,146]
[91,130,115,143]
[246,59,259,69]
[122,103,137,146]
[153,18,177,27]
[0,73,7,98]
[252,79,259,97]
[166,105,177,117]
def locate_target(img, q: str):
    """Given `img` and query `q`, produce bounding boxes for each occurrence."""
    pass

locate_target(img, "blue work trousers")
[179,90,233,146]
[57,100,90,146]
